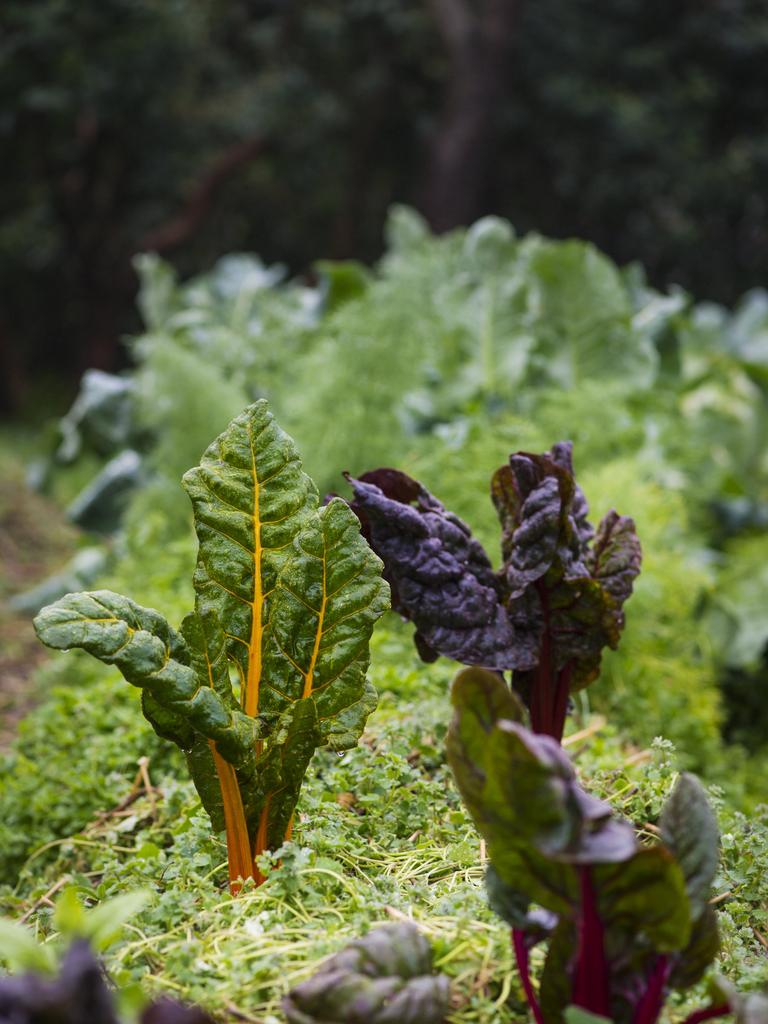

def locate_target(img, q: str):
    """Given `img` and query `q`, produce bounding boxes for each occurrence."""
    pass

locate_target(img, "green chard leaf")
[184,406,388,858]
[33,590,257,766]
[182,400,319,721]
[35,401,389,891]
[261,499,388,751]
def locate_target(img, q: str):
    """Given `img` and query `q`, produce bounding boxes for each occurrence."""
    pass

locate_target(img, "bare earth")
[0,457,78,750]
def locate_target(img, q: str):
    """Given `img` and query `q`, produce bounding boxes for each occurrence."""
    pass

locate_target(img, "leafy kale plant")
[34,402,389,892]
[283,922,450,1024]
[346,442,640,740]
[446,667,728,1024]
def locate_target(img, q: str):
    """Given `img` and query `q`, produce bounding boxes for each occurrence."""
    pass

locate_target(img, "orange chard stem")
[209,740,255,895]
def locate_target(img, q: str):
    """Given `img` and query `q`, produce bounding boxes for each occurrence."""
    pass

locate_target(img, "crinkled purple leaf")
[587,511,642,607]
[345,470,535,670]
[348,443,641,741]
[0,941,216,1024]
[492,443,591,596]
[492,443,640,697]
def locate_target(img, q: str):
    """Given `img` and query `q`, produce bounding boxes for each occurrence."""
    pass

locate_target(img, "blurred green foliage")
[30,209,768,781]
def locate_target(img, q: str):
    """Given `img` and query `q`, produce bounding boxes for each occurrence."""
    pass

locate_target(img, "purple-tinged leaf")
[485,863,557,936]
[493,443,641,723]
[349,440,641,741]
[594,847,691,953]
[588,510,642,607]
[492,444,589,598]
[447,670,636,917]
[669,905,721,991]
[660,774,719,920]
[0,940,119,1024]
[0,940,216,1024]
[345,471,535,669]
[539,918,578,1022]
[283,923,449,1024]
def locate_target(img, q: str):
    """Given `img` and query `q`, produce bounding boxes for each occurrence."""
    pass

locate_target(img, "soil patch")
[0,454,79,749]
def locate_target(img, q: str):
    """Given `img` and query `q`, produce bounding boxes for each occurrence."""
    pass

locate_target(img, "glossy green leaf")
[33,590,258,767]
[184,735,225,832]
[183,409,386,858]
[261,498,388,750]
[182,399,318,720]
[245,698,320,853]
[34,402,388,889]
[33,589,257,765]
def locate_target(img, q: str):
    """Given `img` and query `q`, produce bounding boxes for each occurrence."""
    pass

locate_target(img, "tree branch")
[138,136,267,254]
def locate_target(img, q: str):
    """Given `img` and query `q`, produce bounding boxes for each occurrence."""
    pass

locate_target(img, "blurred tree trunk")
[422,0,519,231]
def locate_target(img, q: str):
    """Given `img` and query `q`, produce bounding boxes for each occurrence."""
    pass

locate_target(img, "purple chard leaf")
[347,441,641,741]
[344,469,536,669]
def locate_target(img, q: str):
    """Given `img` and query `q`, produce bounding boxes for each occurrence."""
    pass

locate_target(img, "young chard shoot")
[346,443,641,740]
[34,402,389,893]
[446,668,723,1024]
[283,922,450,1024]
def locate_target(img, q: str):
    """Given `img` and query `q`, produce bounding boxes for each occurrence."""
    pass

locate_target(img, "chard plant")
[346,442,641,741]
[446,667,725,1024]
[34,402,389,893]
[283,922,450,1024]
